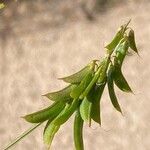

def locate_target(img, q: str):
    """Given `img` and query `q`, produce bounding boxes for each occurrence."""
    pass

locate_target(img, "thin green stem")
[2,123,43,150]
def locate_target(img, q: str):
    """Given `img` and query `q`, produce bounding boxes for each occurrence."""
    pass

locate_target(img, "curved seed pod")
[43,119,52,135]
[43,122,60,146]
[114,40,129,67]
[105,27,124,54]
[87,82,106,125]
[79,97,92,125]
[58,62,94,84]
[128,29,138,54]
[23,101,65,123]
[80,58,108,99]
[113,40,132,92]
[43,103,71,145]
[107,65,122,113]
[74,109,84,150]
[53,99,79,126]
[114,66,132,93]
[113,38,125,54]
[43,84,75,102]
[105,20,130,54]
[97,57,110,84]
[70,71,93,99]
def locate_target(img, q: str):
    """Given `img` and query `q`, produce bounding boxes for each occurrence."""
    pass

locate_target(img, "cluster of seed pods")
[23,21,138,150]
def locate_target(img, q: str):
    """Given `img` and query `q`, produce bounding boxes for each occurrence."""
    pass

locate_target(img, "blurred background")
[0,0,150,150]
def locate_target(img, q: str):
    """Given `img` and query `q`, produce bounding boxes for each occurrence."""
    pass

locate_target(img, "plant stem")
[2,123,43,150]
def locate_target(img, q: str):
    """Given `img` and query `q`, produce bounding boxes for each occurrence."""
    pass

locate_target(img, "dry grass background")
[0,0,150,150]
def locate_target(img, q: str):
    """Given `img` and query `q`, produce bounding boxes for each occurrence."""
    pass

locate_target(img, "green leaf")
[43,84,75,102]
[107,65,122,113]
[74,109,84,150]
[114,66,132,93]
[79,97,92,125]
[70,71,93,99]
[59,61,95,84]
[23,101,65,123]
[128,29,138,54]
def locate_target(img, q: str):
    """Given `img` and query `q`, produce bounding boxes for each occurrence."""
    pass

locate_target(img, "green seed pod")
[128,29,138,54]
[105,20,130,54]
[53,99,79,126]
[74,109,84,150]
[43,103,72,145]
[113,40,132,93]
[43,84,75,102]
[107,65,122,113]
[88,82,106,125]
[113,66,132,93]
[79,97,92,125]
[58,62,94,84]
[43,122,60,146]
[105,28,124,54]
[23,101,65,123]
[43,119,52,135]
[80,58,108,99]
[70,71,94,99]
[97,57,110,84]
[114,40,129,67]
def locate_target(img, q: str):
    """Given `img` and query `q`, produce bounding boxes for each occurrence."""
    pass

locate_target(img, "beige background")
[0,1,150,150]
